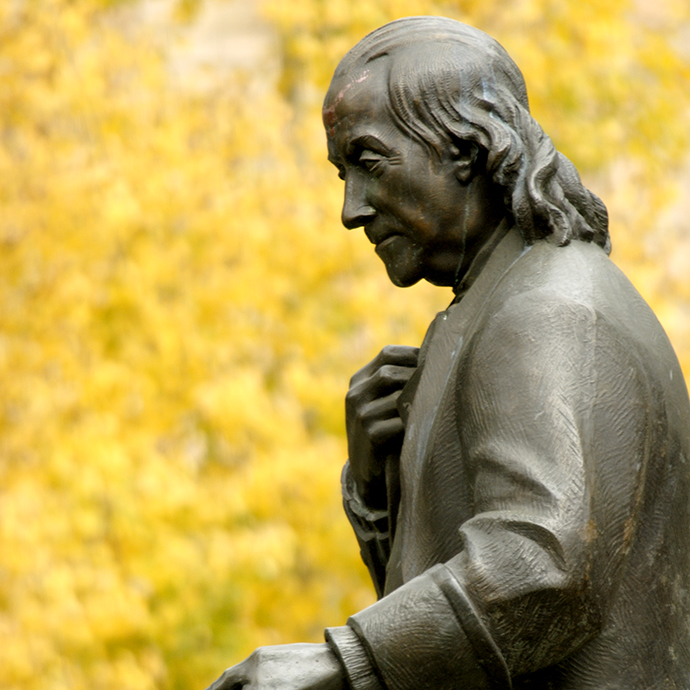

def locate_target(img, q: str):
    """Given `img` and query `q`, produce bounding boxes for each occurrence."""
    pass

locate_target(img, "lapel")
[385,226,527,592]
[397,226,527,430]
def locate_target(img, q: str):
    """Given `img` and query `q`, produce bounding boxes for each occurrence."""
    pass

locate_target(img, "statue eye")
[358,150,385,173]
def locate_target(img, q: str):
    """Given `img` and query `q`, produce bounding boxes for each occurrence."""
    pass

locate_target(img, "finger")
[358,390,402,424]
[206,665,250,690]
[368,416,405,448]
[373,364,417,388]
[348,365,416,404]
[347,391,401,446]
[375,344,420,368]
[206,675,246,690]
[350,345,419,386]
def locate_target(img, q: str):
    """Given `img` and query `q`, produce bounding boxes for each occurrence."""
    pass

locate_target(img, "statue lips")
[374,235,403,256]
[365,227,404,251]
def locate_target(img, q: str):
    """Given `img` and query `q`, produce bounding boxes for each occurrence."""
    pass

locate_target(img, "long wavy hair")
[332,17,610,252]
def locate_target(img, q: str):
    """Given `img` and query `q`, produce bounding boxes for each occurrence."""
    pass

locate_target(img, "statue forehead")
[325,36,488,113]
[323,65,391,136]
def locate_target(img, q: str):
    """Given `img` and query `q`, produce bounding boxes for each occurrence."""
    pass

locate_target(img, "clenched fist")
[345,345,419,508]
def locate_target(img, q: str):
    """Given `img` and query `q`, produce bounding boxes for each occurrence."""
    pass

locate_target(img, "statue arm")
[327,295,651,689]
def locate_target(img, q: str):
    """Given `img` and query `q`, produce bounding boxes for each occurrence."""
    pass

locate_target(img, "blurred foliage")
[0,0,688,688]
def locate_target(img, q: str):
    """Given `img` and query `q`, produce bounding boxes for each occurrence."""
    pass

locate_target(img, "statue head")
[324,17,610,287]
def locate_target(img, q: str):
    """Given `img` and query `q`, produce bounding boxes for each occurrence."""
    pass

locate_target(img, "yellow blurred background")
[0,0,689,688]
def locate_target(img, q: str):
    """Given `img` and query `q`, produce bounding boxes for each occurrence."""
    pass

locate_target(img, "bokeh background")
[1,0,689,688]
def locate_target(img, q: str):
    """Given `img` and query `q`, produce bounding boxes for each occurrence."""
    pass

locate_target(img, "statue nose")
[342,176,376,229]
[342,203,377,230]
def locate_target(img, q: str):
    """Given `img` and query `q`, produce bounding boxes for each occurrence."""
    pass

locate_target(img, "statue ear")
[448,140,479,184]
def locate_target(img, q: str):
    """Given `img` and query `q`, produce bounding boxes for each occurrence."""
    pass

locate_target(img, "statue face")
[324,64,489,288]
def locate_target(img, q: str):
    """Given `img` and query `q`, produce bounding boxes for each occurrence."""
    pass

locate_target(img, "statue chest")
[386,306,478,593]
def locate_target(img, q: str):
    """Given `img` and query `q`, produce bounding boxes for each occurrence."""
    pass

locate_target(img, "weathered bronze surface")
[207,17,690,690]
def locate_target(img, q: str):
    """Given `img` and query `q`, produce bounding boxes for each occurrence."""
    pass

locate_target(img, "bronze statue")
[208,17,690,690]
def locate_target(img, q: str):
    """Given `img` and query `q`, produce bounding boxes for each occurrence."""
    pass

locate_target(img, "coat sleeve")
[327,294,653,690]
[341,461,390,599]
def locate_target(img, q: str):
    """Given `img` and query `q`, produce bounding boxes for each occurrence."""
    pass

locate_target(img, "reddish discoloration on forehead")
[323,106,338,133]
[323,70,370,135]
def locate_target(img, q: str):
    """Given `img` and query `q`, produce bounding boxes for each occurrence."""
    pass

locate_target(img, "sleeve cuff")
[341,462,391,598]
[342,462,389,536]
[325,625,386,690]
[347,562,511,690]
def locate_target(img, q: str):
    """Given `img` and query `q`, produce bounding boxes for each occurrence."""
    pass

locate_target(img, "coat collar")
[397,224,527,427]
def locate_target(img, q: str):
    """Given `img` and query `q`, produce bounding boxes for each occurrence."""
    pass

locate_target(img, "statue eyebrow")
[347,135,396,158]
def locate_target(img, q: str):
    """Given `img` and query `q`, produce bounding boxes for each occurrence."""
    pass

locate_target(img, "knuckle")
[349,368,365,386]
[380,344,398,357]
[377,364,398,380]
[372,365,387,381]
[345,389,363,413]
[354,405,370,426]
[372,348,389,367]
